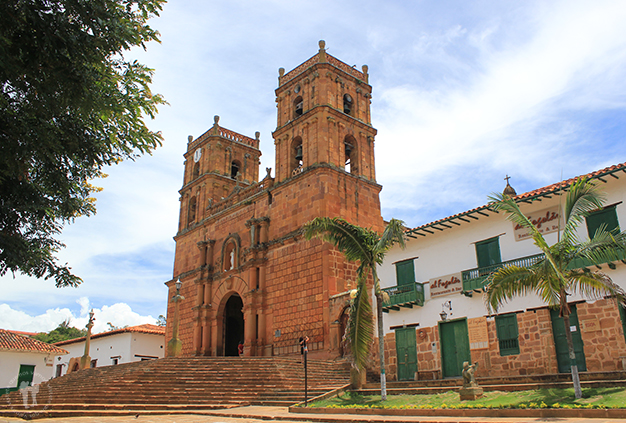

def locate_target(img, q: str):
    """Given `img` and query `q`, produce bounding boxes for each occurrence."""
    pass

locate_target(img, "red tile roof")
[0,329,69,355]
[7,330,40,337]
[407,161,626,236]
[54,324,165,346]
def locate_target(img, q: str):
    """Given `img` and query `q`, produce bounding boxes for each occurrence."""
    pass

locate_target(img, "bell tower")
[178,116,261,233]
[273,40,378,186]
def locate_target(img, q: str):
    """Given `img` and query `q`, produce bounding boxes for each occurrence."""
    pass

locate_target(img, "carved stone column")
[202,316,211,356]
[243,304,256,357]
[259,219,269,244]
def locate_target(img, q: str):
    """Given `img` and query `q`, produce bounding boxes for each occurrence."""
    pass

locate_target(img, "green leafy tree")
[0,0,167,287]
[32,319,87,343]
[156,314,166,327]
[486,178,626,399]
[303,217,405,400]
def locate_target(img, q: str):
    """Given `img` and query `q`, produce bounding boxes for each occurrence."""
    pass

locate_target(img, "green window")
[495,314,519,356]
[586,205,620,238]
[475,237,501,270]
[395,259,415,286]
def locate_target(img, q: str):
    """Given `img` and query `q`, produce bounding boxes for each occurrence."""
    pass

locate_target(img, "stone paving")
[2,406,626,423]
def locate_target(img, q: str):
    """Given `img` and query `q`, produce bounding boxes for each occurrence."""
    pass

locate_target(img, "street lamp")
[440,300,452,321]
[167,278,185,357]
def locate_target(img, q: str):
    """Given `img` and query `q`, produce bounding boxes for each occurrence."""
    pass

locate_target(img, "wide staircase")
[0,357,350,416]
[358,370,626,395]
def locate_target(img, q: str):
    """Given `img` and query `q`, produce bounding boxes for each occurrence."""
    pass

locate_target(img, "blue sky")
[3,0,626,333]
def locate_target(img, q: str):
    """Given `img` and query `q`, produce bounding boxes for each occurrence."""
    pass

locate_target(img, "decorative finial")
[362,64,369,83]
[214,115,220,125]
[278,67,285,77]
[187,135,193,143]
[318,40,327,62]
[255,131,260,140]
[503,175,517,196]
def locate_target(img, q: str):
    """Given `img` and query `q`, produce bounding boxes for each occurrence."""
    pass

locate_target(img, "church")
[165,41,384,359]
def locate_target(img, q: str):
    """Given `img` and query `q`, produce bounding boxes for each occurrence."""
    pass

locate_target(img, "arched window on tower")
[231,160,241,179]
[344,136,357,175]
[291,137,303,176]
[343,94,353,116]
[193,162,200,179]
[294,96,303,119]
[188,196,197,227]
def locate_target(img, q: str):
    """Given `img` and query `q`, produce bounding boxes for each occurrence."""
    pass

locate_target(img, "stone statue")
[462,361,478,388]
[459,361,483,400]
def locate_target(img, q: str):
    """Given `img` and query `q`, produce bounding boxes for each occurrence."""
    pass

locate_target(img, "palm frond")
[489,193,551,252]
[562,178,605,244]
[567,270,626,306]
[376,218,406,258]
[347,277,374,370]
[573,226,626,271]
[485,265,541,313]
[489,193,564,282]
[303,217,375,267]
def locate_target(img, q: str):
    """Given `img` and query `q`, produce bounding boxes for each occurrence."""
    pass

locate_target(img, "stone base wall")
[381,299,626,380]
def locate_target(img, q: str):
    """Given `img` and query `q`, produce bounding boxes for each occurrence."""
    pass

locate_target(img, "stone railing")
[217,127,258,149]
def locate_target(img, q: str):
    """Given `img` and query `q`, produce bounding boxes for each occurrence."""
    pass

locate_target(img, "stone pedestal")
[459,386,484,401]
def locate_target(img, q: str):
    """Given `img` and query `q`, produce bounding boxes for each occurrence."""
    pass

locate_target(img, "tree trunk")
[562,313,582,399]
[375,292,387,401]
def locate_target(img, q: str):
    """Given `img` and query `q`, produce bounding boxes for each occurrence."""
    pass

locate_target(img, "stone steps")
[0,356,350,412]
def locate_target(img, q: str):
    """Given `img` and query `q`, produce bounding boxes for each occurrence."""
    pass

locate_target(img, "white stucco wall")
[378,174,626,335]
[0,351,56,389]
[55,331,165,376]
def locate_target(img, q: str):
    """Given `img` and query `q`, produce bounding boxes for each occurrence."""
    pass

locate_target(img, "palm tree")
[486,177,626,399]
[303,217,406,401]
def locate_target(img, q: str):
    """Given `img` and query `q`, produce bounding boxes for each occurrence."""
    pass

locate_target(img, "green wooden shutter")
[395,259,415,286]
[476,237,501,268]
[586,206,620,238]
[495,314,519,356]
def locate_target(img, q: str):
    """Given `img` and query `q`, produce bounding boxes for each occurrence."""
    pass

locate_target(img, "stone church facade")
[165,41,384,359]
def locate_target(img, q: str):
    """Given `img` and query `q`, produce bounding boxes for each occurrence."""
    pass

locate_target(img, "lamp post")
[80,309,95,369]
[440,300,452,321]
[300,335,309,406]
[167,278,185,357]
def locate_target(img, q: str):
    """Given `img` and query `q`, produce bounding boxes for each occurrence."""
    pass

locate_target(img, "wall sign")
[468,317,489,350]
[514,205,563,241]
[429,273,463,297]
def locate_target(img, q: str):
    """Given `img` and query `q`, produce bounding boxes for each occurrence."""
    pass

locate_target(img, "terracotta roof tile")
[0,329,69,355]
[408,161,626,235]
[54,324,165,346]
[7,330,40,337]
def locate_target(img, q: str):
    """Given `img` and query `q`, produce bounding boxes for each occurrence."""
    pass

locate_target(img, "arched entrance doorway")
[223,294,244,356]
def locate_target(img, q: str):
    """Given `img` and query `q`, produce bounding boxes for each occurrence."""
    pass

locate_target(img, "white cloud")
[0,304,74,333]
[0,300,157,335]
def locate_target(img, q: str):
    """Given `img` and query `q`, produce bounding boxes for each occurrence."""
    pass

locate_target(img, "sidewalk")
[2,405,626,423]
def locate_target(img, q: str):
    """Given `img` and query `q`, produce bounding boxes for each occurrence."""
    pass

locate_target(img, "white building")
[54,324,165,376]
[378,162,626,381]
[0,329,68,395]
